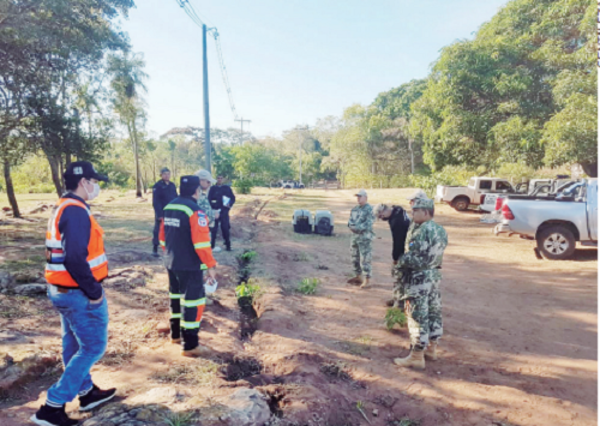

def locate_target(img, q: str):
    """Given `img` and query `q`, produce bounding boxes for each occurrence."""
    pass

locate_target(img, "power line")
[173,0,243,123]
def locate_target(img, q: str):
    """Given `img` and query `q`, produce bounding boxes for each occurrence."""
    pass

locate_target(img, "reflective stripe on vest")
[45,198,108,287]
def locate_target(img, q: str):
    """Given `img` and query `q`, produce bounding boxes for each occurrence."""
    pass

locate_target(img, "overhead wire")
[174,0,241,122]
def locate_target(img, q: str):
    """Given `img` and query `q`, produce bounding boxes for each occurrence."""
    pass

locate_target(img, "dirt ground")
[0,188,597,426]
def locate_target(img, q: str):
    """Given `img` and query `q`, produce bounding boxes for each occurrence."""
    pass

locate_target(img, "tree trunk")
[130,120,143,197]
[3,159,20,218]
[47,155,64,197]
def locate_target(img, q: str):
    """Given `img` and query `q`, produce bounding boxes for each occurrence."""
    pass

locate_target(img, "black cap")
[180,175,200,196]
[160,167,170,174]
[64,161,108,182]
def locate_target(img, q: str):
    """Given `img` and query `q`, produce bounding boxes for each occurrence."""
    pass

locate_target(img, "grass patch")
[293,252,310,262]
[153,361,219,386]
[384,308,407,331]
[161,411,198,426]
[390,419,421,426]
[297,277,319,295]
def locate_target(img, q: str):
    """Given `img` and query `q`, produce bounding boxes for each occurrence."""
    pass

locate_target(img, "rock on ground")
[221,388,272,426]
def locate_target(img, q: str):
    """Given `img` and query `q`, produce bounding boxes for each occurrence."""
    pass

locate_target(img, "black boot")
[78,384,117,411]
[31,404,79,426]
[152,245,160,258]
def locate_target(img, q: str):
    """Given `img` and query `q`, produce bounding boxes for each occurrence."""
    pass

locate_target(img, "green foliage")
[235,281,262,300]
[11,154,55,193]
[297,278,319,295]
[239,250,257,262]
[232,178,254,194]
[384,308,407,330]
[495,162,536,183]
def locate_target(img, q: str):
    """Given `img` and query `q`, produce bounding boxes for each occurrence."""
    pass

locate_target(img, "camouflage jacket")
[348,203,375,240]
[396,219,447,285]
[197,190,215,228]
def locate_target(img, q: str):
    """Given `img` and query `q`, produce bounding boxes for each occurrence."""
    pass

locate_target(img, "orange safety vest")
[45,198,108,287]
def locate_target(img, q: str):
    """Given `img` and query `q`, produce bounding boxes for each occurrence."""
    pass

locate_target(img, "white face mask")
[84,180,100,201]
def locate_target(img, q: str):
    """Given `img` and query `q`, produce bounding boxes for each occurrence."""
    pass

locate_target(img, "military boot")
[393,349,425,370]
[360,277,370,288]
[425,341,438,361]
[182,344,211,358]
[347,275,362,285]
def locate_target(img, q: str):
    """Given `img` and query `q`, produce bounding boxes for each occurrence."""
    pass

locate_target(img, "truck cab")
[436,177,515,212]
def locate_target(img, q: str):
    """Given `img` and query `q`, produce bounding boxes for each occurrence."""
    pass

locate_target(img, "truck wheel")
[452,197,470,212]
[537,225,576,260]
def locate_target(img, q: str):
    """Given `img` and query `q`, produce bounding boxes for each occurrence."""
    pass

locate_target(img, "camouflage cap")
[412,198,434,210]
[407,189,427,201]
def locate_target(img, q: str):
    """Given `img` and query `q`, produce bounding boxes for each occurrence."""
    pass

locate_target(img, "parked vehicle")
[436,177,515,212]
[494,179,597,260]
[279,180,305,189]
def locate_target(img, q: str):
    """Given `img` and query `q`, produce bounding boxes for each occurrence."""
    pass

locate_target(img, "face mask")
[84,180,100,201]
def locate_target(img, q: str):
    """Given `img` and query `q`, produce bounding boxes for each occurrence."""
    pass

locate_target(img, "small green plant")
[161,411,197,426]
[356,401,372,425]
[235,280,262,300]
[385,308,407,330]
[293,251,310,262]
[239,250,257,262]
[297,277,319,295]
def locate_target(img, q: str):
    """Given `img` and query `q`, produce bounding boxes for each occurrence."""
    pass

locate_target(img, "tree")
[108,53,148,197]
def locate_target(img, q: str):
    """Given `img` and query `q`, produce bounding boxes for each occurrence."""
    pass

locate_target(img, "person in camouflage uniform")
[194,170,216,230]
[347,189,375,288]
[390,189,430,307]
[393,197,447,370]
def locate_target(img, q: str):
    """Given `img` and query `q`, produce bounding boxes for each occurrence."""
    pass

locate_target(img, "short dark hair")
[65,176,83,191]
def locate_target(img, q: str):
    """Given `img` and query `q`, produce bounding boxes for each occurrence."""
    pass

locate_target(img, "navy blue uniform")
[152,180,177,247]
[208,184,236,249]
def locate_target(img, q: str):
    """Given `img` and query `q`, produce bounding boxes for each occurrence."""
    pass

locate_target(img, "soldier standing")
[394,198,447,370]
[347,189,375,288]
[194,170,220,252]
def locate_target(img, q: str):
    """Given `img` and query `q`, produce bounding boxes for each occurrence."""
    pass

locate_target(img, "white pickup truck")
[495,179,598,260]
[435,177,515,212]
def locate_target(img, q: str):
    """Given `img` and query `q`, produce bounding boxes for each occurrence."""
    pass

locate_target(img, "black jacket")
[161,196,216,271]
[208,184,236,212]
[152,180,178,216]
[388,206,411,261]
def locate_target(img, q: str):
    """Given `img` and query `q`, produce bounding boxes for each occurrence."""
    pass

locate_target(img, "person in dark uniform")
[159,175,217,357]
[152,167,177,257]
[375,203,411,306]
[208,175,236,251]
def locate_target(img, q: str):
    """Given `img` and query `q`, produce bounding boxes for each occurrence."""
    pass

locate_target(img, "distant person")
[33,161,115,426]
[347,189,375,288]
[152,167,177,257]
[375,203,411,306]
[394,197,448,370]
[194,169,219,251]
[208,175,236,251]
[159,175,217,357]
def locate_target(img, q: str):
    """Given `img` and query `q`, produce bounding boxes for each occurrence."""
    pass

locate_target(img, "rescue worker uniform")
[208,182,236,250]
[159,175,217,353]
[152,172,177,253]
[33,161,115,426]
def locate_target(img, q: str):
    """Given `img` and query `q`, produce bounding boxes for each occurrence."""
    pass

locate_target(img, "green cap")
[412,198,434,210]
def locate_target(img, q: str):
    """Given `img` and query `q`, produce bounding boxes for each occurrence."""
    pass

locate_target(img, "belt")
[52,285,80,294]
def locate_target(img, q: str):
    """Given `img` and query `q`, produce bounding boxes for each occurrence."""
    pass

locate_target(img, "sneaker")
[212,246,222,253]
[182,344,212,358]
[78,385,116,411]
[30,404,79,426]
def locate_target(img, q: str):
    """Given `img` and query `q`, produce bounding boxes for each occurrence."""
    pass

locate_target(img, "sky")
[119,0,509,139]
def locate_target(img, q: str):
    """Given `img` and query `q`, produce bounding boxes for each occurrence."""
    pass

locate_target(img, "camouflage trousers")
[404,279,443,350]
[350,237,372,278]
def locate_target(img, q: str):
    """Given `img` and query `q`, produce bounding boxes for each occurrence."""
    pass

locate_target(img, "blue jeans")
[46,285,109,406]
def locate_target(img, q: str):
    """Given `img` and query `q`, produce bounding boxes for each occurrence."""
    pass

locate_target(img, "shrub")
[384,307,407,330]
[297,278,319,295]
[235,281,262,300]
[232,178,254,194]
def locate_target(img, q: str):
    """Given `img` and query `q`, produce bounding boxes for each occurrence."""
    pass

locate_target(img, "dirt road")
[0,189,596,425]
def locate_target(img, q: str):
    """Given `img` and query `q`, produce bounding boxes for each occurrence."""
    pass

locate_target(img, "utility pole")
[202,24,211,171]
[235,118,251,145]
